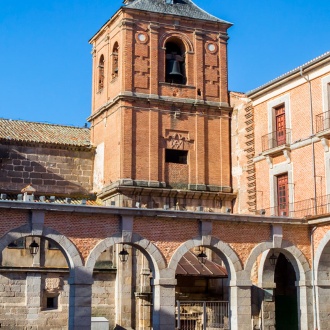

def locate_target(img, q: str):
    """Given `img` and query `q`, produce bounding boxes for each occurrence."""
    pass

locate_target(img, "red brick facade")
[88,5,233,211]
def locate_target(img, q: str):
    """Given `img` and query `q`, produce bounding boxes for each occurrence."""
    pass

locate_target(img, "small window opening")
[112,42,119,79]
[165,40,186,85]
[48,241,59,250]
[165,149,188,164]
[98,55,105,91]
[8,237,25,249]
[197,88,201,96]
[46,296,58,309]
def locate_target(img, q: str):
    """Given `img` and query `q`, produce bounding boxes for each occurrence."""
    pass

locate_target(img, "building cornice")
[0,200,307,225]
[88,92,231,122]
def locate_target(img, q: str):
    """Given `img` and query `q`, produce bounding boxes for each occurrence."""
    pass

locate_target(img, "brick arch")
[245,240,311,283]
[167,236,242,282]
[85,232,166,279]
[0,223,83,272]
[159,32,194,53]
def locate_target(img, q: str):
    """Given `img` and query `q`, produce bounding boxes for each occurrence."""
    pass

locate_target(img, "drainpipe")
[300,68,318,215]
[310,226,318,330]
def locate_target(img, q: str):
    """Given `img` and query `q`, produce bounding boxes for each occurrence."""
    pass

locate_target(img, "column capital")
[153,278,177,286]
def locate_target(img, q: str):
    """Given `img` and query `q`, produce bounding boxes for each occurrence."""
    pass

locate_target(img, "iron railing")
[261,129,291,152]
[176,300,229,330]
[316,110,330,133]
[256,194,330,218]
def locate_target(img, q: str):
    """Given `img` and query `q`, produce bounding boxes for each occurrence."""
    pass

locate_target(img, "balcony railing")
[256,194,330,218]
[261,129,291,152]
[316,110,330,133]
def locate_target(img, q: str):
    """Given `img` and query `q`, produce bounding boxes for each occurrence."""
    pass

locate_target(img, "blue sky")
[1,0,329,126]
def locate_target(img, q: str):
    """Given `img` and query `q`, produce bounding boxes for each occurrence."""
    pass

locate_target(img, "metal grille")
[176,301,229,330]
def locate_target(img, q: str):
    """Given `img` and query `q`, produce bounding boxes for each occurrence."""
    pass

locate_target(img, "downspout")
[310,226,318,330]
[300,68,317,215]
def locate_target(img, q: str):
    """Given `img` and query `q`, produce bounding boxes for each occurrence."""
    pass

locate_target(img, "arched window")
[165,39,186,85]
[112,42,119,79]
[98,55,105,91]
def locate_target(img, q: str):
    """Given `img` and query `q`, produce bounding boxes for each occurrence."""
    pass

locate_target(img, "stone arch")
[0,223,87,329]
[85,232,166,279]
[159,32,194,54]
[168,236,242,282]
[245,240,311,283]
[314,230,330,330]
[314,229,330,281]
[0,223,83,272]
[245,240,312,330]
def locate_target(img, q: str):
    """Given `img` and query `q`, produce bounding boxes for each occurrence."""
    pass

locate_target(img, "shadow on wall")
[0,144,93,195]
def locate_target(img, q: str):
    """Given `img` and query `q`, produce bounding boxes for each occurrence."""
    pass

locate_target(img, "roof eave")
[247,52,330,99]
[89,7,124,44]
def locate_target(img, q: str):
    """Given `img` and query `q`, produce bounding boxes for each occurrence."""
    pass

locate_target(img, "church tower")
[88,0,234,211]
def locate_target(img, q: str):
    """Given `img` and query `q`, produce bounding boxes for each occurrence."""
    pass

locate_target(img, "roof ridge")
[125,0,232,25]
[0,118,89,130]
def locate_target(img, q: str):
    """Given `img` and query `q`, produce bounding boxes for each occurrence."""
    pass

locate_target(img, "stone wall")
[0,143,94,196]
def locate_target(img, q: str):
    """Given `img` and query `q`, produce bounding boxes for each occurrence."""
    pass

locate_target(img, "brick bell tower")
[88,0,235,211]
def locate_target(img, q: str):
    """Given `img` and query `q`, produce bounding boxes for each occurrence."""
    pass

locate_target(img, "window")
[277,173,288,216]
[46,295,58,309]
[48,241,59,250]
[327,83,330,110]
[165,39,186,85]
[317,76,330,132]
[98,55,105,91]
[263,94,291,152]
[165,149,188,164]
[112,42,119,79]
[8,237,25,249]
[275,104,286,146]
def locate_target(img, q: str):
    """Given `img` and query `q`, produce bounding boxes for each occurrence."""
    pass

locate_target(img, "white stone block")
[91,317,109,330]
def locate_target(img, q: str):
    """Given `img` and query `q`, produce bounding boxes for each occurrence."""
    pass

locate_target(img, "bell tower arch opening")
[165,38,186,85]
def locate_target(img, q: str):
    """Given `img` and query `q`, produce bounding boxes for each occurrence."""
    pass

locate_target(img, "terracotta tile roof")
[176,251,228,277]
[0,119,91,147]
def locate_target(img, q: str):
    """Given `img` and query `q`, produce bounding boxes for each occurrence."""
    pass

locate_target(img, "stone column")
[26,273,41,328]
[315,283,330,330]
[152,278,177,330]
[68,270,93,330]
[115,245,134,329]
[230,282,252,330]
[296,281,312,330]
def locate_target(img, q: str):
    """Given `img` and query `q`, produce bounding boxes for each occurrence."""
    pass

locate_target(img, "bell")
[167,59,183,77]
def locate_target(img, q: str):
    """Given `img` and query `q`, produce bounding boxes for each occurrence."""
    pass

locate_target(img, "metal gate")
[176,301,229,330]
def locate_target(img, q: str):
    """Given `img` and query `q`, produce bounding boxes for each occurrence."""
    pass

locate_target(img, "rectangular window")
[165,149,188,164]
[275,104,286,146]
[46,296,58,309]
[277,173,288,216]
